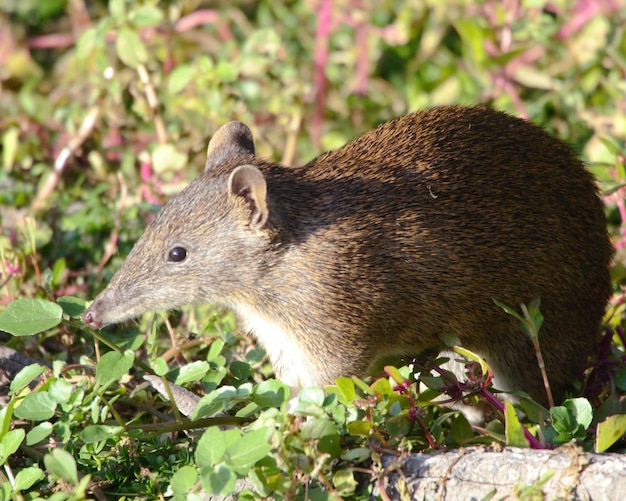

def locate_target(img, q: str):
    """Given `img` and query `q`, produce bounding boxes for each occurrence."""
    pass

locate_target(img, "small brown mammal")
[83,106,612,405]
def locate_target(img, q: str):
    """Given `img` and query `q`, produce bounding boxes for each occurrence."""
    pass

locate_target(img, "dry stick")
[136,64,167,145]
[160,337,209,363]
[377,474,393,501]
[96,172,127,273]
[32,105,100,212]
[534,338,555,409]
[161,315,181,362]
[315,472,343,501]
[281,112,302,167]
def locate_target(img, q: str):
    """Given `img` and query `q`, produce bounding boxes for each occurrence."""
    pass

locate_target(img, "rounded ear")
[228,165,269,230]
[205,121,255,172]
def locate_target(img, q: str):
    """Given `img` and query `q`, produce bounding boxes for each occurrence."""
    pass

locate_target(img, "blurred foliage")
[1,0,626,499]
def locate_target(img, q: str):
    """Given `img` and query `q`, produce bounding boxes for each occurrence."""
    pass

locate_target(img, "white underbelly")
[234,304,320,391]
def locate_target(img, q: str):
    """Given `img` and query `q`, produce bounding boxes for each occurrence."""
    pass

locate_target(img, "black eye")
[167,246,187,262]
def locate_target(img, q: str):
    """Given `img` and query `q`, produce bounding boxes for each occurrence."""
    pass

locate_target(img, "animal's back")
[276,106,611,402]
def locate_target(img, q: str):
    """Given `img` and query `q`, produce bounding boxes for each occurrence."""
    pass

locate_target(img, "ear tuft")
[205,122,255,172]
[228,165,269,230]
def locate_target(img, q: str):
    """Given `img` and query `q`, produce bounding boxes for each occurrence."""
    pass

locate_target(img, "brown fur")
[83,106,612,405]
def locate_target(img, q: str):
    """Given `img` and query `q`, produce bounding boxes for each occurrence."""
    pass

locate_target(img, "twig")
[126,415,252,434]
[96,172,127,274]
[136,64,167,144]
[32,106,100,211]
[281,112,302,166]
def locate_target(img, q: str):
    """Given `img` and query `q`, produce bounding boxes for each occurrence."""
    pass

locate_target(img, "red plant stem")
[27,33,75,49]
[352,0,368,96]
[476,388,544,449]
[385,368,439,449]
[427,362,545,449]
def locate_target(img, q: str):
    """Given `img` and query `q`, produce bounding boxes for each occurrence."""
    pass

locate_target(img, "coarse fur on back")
[83,106,613,405]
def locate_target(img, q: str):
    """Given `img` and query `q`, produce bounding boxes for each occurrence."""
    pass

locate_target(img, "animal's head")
[82,121,276,328]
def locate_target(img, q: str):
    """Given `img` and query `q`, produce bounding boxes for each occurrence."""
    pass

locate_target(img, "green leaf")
[207,339,225,362]
[346,420,372,436]
[453,19,488,64]
[418,375,447,392]
[521,298,544,337]
[450,413,474,444]
[599,137,622,156]
[549,398,592,445]
[50,258,67,288]
[75,26,99,60]
[341,447,371,462]
[170,465,199,495]
[109,0,126,21]
[245,347,265,364]
[335,377,355,401]
[153,357,169,376]
[57,296,87,318]
[230,361,251,381]
[94,350,135,391]
[596,414,626,452]
[193,386,238,418]
[26,422,53,446]
[614,368,626,391]
[79,425,124,444]
[504,400,529,448]
[0,403,12,437]
[549,405,570,431]
[0,428,25,465]
[248,463,285,497]
[115,26,147,68]
[371,377,393,396]
[43,448,79,485]
[307,487,334,500]
[494,298,544,340]
[332,469,358,497]
[253,379,289,407]
[175,361,210,385]
[215,60,237,82]
[10,364,45,394]
[14,466,45,492]
[225,428,271,475]
[493,299,523,322]
[351,375,374,395]
[48,379,73,404]
[453,346,490,380]
[130,6,164,27]
[151,144,187,173]
[200,464,236,496]
[552,398,592,434]
[3,125,19,170]
[297,387,325,407]
[301,419,341,458]
[0,299,63,336]
[384,365,406,384]
[243,28,281,57]
[564,398,593,430]
[13,392,56,421]
[196,428,243,493]
[204,367,227,389]
[168,64,197,94]
[196,427,234,468]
